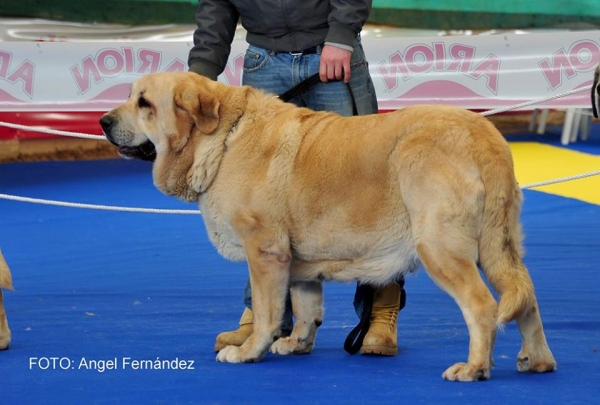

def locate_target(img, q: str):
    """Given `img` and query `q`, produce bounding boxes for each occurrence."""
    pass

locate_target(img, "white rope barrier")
[0,121,106,141]
[0,83,598,214]
[480,84,592,117]
[0,193,200,215]
[519,170,600,190]
[1,169,598,215]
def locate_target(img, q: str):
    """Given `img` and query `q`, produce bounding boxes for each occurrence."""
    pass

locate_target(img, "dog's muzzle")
[100,114,156,162]
[115,141,156,161]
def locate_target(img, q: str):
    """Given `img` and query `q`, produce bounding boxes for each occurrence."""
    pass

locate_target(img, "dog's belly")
[290,232,419,285]
[198,193,420,281]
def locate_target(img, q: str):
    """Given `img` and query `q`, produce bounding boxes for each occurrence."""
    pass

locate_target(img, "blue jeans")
[241,38,379,333]
[242,40,378,115]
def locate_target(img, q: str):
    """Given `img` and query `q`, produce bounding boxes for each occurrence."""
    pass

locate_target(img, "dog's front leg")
[216,236,291,363]
[0,250,13,350]
[271,280,323,355]
[0,289,9,351]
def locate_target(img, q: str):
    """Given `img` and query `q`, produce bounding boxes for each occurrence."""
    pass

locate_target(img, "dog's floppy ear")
[593,63,600,119]
[174,83,220,134]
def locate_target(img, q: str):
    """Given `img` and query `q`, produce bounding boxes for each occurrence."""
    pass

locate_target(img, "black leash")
[278,73,358,116]
[343,284,407,355]
[343,284,375,354]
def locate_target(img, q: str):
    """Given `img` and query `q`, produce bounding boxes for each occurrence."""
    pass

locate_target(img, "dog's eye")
[138,96,151,109]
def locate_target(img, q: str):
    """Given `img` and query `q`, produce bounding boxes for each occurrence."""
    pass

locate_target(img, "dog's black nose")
[99,114,115,134]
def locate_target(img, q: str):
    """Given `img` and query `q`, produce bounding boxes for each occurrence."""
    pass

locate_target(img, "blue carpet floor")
[0,137,599,403]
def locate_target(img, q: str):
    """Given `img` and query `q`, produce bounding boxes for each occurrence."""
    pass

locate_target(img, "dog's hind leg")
[399,146,498,381]
[514,291,557,372]
[475,178,556,374]
[416,237,498,381]
[0,250,13,350]
[479,242,556,373]
[271,280,323,355]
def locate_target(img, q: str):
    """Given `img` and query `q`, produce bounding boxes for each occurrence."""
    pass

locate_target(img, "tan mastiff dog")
[101,72,556,381]
[0,250,13,350]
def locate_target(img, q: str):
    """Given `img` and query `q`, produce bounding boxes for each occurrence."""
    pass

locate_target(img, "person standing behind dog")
[188,0,406,356]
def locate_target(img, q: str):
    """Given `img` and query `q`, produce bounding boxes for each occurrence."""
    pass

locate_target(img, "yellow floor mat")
[509,142,600,205]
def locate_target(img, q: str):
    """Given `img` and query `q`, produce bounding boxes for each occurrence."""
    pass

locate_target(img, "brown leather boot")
[214,307,253,352]
[360,282,402,356]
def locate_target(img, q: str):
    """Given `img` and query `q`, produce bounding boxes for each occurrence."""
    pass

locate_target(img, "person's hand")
[319,45,352,83]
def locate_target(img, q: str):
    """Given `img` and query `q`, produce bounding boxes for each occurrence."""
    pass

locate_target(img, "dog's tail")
[476,130,536,326]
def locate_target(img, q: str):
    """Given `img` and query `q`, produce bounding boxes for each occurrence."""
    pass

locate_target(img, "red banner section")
[0,112,105,140]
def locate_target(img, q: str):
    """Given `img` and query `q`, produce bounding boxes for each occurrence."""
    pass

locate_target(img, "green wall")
[0,1,197,26]
[1,0,599,29]
[370,0,600,29]
[375,0,600,17]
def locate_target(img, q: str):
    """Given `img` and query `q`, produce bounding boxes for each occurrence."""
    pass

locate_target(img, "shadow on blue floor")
[0,152,598,404]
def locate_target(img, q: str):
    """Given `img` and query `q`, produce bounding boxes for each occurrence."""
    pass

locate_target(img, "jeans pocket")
[243,46,271,73]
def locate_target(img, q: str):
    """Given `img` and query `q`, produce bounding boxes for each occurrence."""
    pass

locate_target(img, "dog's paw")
[517,348,557,373]
[270,337,313,355]
[442,362,490,382]
[215,345,260,363]
[0,330,10,351]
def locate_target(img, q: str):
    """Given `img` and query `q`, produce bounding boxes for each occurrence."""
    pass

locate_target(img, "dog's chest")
[198,196,246,262]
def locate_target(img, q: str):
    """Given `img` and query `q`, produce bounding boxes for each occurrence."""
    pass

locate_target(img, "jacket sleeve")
[325,0,372,49]
[188,0,239,80]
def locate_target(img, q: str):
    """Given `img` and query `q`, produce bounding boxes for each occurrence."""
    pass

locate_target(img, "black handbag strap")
[278,73,358,116]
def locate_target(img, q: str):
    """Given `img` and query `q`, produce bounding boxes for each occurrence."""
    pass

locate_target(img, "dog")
[100,72,556,381]
[0,249,13,350]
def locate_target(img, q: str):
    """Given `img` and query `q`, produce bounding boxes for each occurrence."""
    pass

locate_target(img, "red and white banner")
[1,29,599,112]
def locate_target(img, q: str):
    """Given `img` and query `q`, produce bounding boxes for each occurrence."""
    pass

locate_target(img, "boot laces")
[370,304,399,329]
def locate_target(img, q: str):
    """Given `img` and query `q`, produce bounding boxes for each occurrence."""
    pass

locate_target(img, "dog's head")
[100,72,221,161]
[593,63,600,119]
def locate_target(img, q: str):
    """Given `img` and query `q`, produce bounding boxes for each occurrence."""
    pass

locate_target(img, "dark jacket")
[188,0,372,80]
